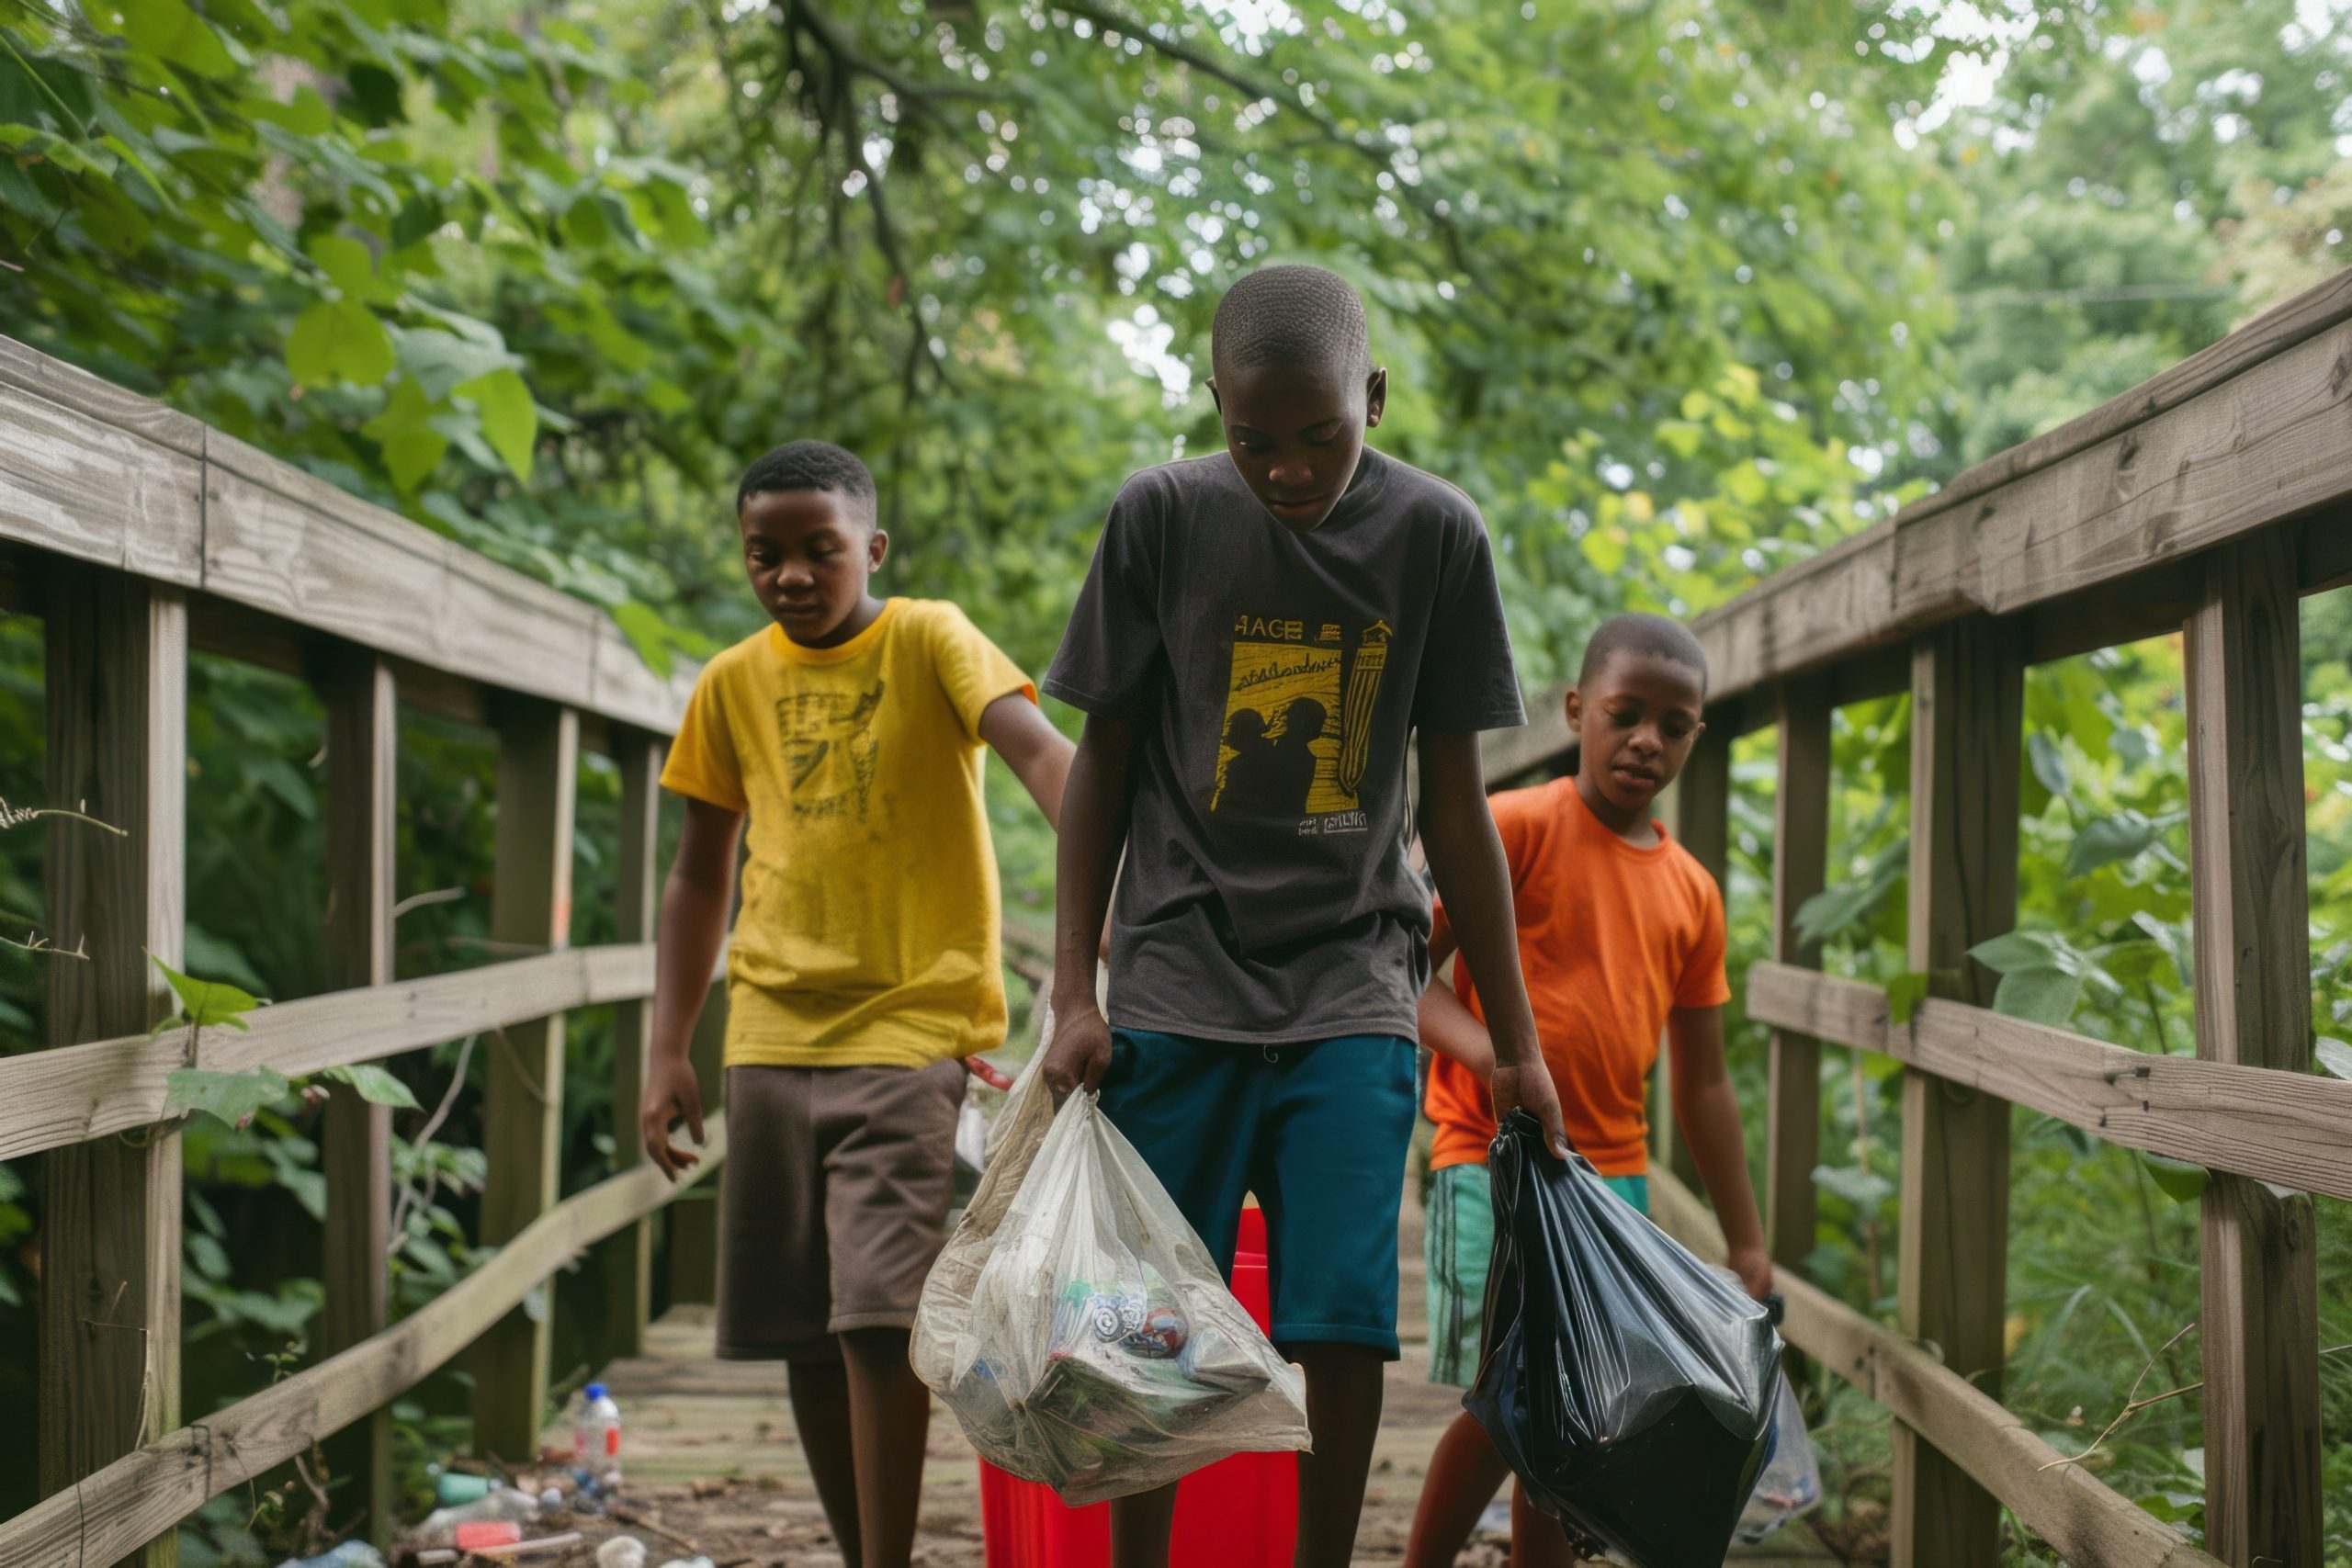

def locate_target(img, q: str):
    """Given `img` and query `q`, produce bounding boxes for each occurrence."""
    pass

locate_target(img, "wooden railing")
[0,337,721,1566]
[1486,270,2352,1566]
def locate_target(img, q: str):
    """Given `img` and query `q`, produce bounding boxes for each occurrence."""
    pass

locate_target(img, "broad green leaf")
[150,953,260,1030]
[458,368,537,480]
[1812,1163,1894,1209]
[98,0,236,76]
[287,299,395,388]
[612,600,675,679]
[2028,730,2069,801]
[246,86,333,137]
[166,1067,290,1127]
[364,379,449,491]
[1990,965,2082,1028]
[394,327,522,400]
[1885,971,1930,1026]
[2316,1037,2352,1080]
[322,1063,421,1111]
[2140,1153,2210,1204]
[1582,527,1626,576]
[1967,931,2059,976]
[308,233,392,304]
[2064,810,2164,878]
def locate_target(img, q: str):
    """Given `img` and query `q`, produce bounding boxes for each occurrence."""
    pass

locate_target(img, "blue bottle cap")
[584,1382,606,1401]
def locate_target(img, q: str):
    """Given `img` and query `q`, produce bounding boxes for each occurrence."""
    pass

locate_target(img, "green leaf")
[1813,1162,1894,1209]
[322,1063,421,1111]
[1967,931,2058,975]
[307,233,393,304]
[246,86,333,137]
[1794,840,1905,947]
[458,368,537,480]
[2316,1037,2352,1080]
[98,0,236,76]
[394,327,522,400]
[166,1067,290,1128]
[2141,1153,2210,1204]
[287,299,395,388]
[150,953,261,1030]
[2064,810,2164,878]
[611,601,675,679]
[364,379,449,491]
[1885,970,1930,1026]
[2028,730,2069,801]
[1582,527,1626,576]
[1990,965,2082,1028]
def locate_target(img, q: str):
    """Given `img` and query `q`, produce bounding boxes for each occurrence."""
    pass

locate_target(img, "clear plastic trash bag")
[1737,1371,1823,1542]
[1464,1111,1782,1567]
[911,1054,1312,1505]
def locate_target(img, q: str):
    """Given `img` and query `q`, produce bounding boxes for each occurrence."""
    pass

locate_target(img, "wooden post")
[1658,728,1728,1189]
[320,647,396,1541]
[39,565,187,1568]
[1893,618,2021,1568]
[597,735,663,1367]
[474,701,578,1461]
[665,978,728,1307]
[1768,678,1830,1273]
[2184,530,2321,1566]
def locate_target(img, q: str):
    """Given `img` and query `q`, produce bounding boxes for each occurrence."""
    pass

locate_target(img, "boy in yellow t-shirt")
[641,440,1072,1568]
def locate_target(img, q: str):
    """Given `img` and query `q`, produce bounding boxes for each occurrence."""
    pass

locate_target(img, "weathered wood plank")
[1694,523,1911,705]
[0,1119,729,1568]
[1647,1171,2225,1568]
[1656,730,1730,1190]
[0,946,655,1161]
[38,566,187,1568]
[598,735,664,1367]
[1747,964,2352,1200]
[1894,619,2021,1568]
[318,647,396,1542]
[0,378,202,588]
[1767,679,1828,1273]
[1482,683,1572,784]
[0,337,207,457]
[474,702,579,1461]
[2183,532,2321,1566]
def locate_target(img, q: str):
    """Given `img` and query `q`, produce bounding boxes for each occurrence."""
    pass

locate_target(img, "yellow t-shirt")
[659,598,1035,1068]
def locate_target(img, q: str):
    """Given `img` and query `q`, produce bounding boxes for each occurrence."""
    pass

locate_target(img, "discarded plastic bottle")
[571,1382,624,1489]
[274,1544,386,1568]
[409,1486,541,1545]
[434,1471,493,1506]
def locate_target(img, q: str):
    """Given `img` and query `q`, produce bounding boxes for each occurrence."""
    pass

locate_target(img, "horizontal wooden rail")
[0,335,695,734]
[0,945,655,1159]
[1748,963,2352,1202]
[1645,1170,2225,1568]
[0,1114,728,1568]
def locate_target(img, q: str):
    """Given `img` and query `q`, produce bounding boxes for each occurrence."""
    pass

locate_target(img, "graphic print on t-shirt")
[775,681,886,821]
[1210,613,1388,832]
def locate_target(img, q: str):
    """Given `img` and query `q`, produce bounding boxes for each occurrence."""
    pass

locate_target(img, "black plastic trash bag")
[1464,1111,1782,1567]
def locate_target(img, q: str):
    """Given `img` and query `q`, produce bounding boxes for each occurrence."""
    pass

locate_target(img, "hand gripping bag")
[1464,1111,1781,1567]
[911,1062,1311,1505]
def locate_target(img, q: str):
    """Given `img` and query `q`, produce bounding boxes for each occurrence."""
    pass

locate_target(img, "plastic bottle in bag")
[910,1064,1311,1505]
[1464,1111,1781,1568]
[1737,1372,1824,1542]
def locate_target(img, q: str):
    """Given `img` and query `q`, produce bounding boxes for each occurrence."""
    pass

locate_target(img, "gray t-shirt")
[1043,447,1525,1043]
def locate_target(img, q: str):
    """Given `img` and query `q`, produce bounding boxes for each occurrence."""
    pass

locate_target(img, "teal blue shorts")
[1424,1161,1649,1387]
[1096,1030,1419,1359]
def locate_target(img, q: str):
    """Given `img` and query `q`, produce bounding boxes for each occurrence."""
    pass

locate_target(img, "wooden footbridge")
[0,261,2346,1566]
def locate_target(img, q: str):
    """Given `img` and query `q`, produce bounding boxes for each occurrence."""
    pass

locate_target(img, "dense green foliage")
[0,0,2348,1559]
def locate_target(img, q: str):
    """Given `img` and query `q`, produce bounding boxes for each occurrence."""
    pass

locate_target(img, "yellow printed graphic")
[1211,615,1389,820]
[775,681,886,821]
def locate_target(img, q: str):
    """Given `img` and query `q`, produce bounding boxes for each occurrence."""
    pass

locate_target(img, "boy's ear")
[1206,377,1223,416]
[1563,686,1583,734]
[868,528,890,571]
[1364,366,1388,429]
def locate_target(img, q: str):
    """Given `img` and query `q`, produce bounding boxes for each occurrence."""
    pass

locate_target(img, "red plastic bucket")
[977,1206,1299,1566]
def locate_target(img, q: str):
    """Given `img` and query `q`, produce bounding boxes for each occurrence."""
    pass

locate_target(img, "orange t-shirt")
[1424,777,1730,1177]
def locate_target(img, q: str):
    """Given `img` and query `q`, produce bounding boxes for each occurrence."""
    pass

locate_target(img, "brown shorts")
[716,1058,967,1362]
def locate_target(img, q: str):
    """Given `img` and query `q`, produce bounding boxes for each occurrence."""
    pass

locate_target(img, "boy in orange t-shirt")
[1404,613,1771,1568]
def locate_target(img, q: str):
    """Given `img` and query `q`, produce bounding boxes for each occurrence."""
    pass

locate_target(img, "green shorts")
[1423,1161,1650,1387]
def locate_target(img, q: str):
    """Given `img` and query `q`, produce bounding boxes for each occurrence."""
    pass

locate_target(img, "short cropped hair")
[1211,265,1371,380]
[1577,612,1709,694]
[736,439,877,522]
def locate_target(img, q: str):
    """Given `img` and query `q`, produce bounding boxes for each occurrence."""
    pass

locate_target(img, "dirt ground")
[540,1179,1831,1567]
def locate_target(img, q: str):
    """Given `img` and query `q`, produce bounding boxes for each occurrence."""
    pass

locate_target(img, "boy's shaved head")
[1578,612,1709,694]
[1211,265,1372,380]
[737,438,878,523]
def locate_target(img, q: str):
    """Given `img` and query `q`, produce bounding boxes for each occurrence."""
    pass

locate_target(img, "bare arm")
[1668,1004,1772,1299]
[640,796,741,1179]
[1415,921,1496,1079]
[1036,714,1133,1100]
[979,692,1075,829]
[1416,731,1568,1158]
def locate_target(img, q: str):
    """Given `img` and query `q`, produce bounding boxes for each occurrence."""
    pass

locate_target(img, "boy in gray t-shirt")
[1037,265,1569,1568]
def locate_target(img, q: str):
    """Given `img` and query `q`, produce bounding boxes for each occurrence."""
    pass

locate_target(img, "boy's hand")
[641,1054,707,1180]
[1038,997,1113,1104]
[1728,1242,1774,1303]
[1492,1058,1573,1161]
